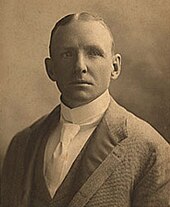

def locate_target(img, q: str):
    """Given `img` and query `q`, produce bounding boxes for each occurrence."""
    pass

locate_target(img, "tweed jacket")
[1,98,170,207]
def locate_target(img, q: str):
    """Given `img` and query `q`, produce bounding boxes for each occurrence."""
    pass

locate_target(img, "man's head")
[45,12,121,108]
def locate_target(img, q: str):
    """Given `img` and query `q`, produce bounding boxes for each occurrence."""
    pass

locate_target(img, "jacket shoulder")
[126,111,169,148]
[2,114,48,171]
[124,110,170,176]
[3,104,61,167]
[9,114,48,150]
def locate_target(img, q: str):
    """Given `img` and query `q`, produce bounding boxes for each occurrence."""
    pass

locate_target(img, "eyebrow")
[61,45,105,54]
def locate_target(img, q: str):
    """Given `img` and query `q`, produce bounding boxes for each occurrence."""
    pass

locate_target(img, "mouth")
[69,80,93,85]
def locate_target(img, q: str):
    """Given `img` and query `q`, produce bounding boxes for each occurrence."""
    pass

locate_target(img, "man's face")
[46,20,120,108]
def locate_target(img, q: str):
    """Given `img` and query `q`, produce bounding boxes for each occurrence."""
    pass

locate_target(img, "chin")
[72,91,92,101]
[65,91,95,107]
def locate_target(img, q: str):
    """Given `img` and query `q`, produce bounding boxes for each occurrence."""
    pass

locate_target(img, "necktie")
[45,122,80,197]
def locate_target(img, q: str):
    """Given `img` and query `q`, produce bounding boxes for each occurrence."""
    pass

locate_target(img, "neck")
[60,89,111,124]
[61,96,97,109]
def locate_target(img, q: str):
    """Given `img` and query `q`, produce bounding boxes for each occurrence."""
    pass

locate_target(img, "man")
[1,12,170,207]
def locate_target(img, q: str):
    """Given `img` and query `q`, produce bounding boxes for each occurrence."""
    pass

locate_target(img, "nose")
[74,52,87,74]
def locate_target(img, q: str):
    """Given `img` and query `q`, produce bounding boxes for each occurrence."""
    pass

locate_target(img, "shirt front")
[44,90,111,197]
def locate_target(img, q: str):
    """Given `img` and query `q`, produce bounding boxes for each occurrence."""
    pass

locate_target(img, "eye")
[87,48,104,58]
[61,51,73,58]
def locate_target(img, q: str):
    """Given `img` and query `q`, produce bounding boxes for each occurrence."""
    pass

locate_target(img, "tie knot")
[60,123,80,146]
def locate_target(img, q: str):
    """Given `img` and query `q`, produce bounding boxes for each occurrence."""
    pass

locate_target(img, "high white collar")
[60,90,110,125]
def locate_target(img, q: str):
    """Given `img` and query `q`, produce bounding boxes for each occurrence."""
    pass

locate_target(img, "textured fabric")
[1,98,170,207]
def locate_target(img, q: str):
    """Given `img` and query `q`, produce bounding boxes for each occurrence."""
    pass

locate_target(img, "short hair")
[49,12,115,57]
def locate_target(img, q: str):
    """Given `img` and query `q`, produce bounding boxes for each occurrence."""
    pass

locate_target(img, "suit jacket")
[1,98,170,207]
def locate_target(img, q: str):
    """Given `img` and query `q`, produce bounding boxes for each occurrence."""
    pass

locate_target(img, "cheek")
[53,63,72,80]
[94,63,112,81]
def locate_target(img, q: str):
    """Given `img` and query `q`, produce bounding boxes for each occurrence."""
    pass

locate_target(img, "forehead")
[51,20,113,51]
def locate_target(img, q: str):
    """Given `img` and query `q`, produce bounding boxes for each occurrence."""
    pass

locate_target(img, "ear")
[45,57,57,81]
[111,54,121,80]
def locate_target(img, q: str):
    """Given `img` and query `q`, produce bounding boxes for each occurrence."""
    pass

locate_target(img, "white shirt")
[44,90,110,197]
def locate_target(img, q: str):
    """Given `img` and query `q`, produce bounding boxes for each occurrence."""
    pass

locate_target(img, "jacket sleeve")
[0,128,31,207]
[132,137,170,207]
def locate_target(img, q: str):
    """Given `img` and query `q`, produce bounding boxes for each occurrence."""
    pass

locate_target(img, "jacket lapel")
[20,106,61,207]
[69,98,128,207]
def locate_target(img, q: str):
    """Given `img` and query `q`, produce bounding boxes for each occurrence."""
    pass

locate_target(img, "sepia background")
[0,0,170,171]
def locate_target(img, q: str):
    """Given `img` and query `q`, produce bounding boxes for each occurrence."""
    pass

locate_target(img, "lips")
[69,80,93,85]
